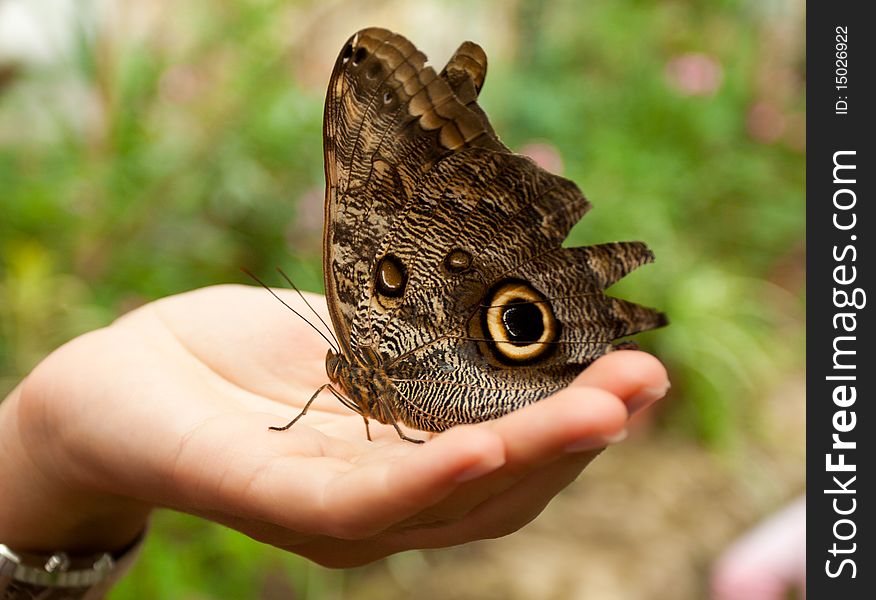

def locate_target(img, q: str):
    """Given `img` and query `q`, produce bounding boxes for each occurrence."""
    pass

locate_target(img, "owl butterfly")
[275,27,666,443]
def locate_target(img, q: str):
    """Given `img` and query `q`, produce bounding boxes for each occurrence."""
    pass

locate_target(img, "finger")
[319,426,506,538]
[304,450,600,560]
[406,387,627,523]
[390,451,601,549]
[437,351,666,511]
[285,454,598,567]
[397,354,669,542]
[283,354,669,558]
[576,350,670,415]
[483,385,627,471]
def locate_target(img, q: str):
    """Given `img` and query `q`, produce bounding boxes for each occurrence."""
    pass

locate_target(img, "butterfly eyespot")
[482,280,558,363]
[366,63,382,80]
[383,90,394,104]
[352,47,368,66]
[502,303,544,342]
[341,43,353,63]
[375,254,407,298]
[443,248,472,273]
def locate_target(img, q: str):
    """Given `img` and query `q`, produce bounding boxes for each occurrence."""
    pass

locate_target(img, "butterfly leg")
[374,395,425,443]
[389,420,426,444]
[268,383,332,431]
[325,386,373,441]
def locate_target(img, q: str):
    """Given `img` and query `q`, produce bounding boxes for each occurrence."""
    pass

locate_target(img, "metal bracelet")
[0,543,115,588]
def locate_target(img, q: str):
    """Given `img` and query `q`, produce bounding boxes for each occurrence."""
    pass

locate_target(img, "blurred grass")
[1,0,803,597]
[110,511,345,599]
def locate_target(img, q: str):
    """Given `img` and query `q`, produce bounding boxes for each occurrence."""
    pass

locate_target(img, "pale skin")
[0,284,669,569]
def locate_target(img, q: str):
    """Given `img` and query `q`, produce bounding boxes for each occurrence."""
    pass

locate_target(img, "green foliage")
[1,0,803,596]
[111,512,345,599]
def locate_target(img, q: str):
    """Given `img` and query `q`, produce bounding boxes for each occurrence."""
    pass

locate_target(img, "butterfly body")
[315,28,666,438]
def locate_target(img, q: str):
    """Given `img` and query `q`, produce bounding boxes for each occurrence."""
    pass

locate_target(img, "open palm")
[10,284,668,567]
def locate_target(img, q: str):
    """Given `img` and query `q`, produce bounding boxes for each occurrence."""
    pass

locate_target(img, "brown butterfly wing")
[440,41,501,144]
[322,28,503,355]
[322,28,665,432]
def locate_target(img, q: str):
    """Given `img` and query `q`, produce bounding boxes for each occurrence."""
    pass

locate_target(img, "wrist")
[0,384,150,553]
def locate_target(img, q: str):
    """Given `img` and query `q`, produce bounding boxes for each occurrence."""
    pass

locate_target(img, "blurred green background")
[0,0,804,598]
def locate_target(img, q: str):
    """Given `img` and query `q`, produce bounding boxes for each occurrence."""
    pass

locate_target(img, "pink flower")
[665,52,723,97]
[747,101,787,144]
[518,141,564,175]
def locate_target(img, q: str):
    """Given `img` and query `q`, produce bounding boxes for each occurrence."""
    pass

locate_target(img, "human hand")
[0,284,669,567]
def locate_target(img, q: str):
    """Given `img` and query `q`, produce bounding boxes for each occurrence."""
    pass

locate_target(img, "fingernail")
[627,382,670,416]
[564,428,628,453]
[455,456,505,482]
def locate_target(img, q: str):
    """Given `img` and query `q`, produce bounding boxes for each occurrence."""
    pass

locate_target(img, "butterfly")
[273,27,666,443]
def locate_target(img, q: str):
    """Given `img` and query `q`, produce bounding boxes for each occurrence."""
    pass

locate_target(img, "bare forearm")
[0,384,148,553]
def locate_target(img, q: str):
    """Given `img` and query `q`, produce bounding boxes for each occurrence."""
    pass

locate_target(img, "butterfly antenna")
[241,268,339,352]
[275,267,342,349]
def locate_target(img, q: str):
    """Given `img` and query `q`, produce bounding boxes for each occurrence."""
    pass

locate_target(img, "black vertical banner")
[807,1,874,597]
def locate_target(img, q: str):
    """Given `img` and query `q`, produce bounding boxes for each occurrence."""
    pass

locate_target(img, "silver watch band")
[0,532,144,600]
